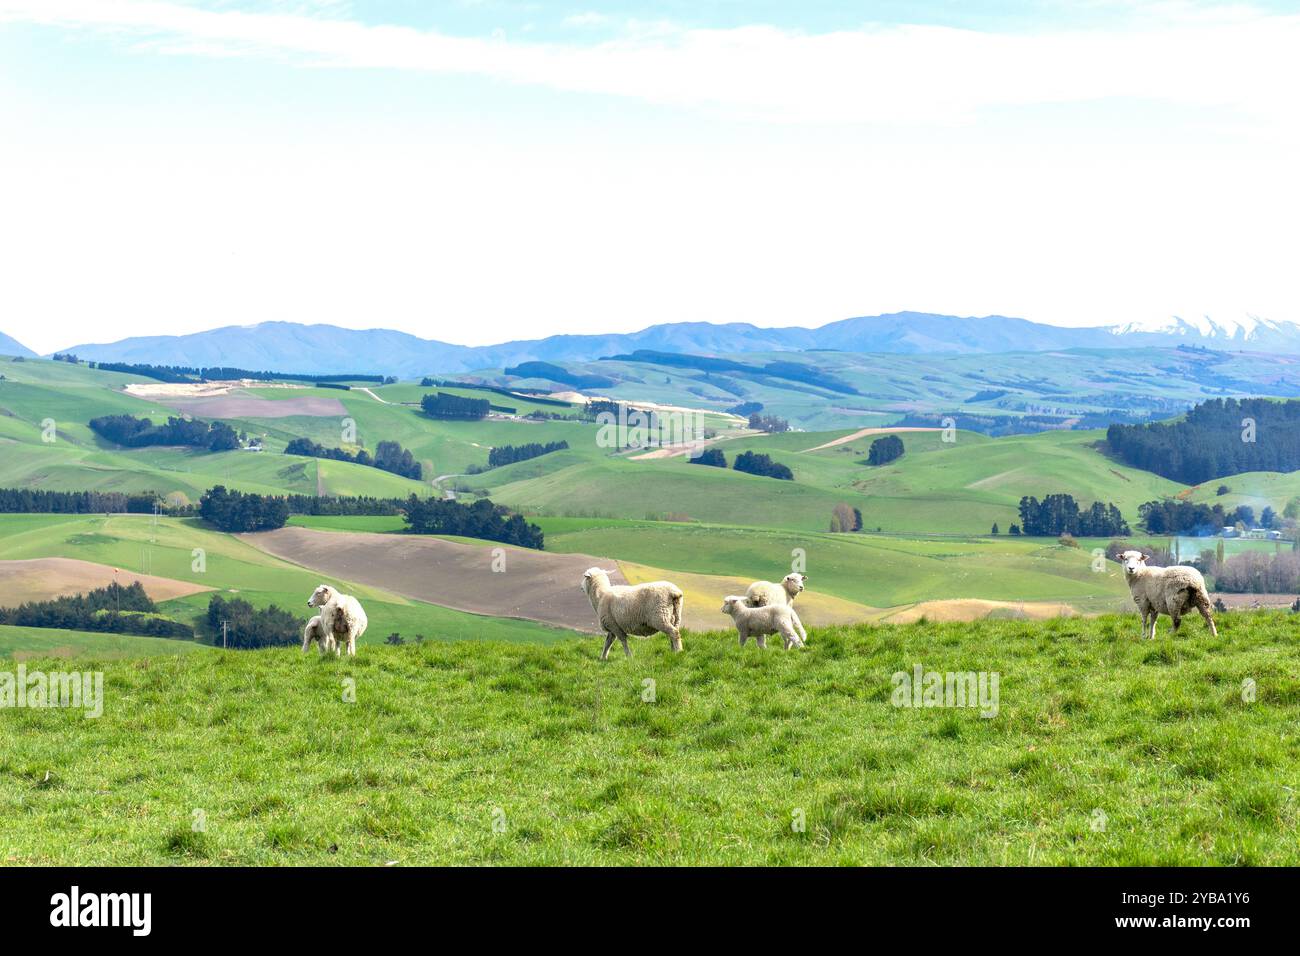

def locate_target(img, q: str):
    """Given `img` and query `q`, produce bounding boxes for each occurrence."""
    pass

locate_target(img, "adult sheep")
[1118,550,1218,640]
[581,567,684,660]
[306,584,368,656]
[746,572,806,608]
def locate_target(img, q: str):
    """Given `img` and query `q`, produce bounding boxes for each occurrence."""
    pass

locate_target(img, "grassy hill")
[4,611,1296,864]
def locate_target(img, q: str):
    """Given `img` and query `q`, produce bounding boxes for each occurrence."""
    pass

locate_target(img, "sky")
[2,1,1299,354]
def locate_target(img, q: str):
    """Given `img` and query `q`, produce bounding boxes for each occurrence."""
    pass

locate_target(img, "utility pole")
[221,619,229,650]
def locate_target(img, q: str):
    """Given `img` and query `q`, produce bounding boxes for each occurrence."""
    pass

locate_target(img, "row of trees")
[0,488,163,514]
[198,486,290,533]
[90,414,240,452]
[867,435,904,466]
[1212,551,1300,593]
[0,581,194,639]
[284,437,422,480]
[1017,494,1130,536]
[421,392,490,420]
[205,594,300,649]
[1107,398,1300,484]
[86,361,387,384]
[486,440,569,469]
[402,495,545,549]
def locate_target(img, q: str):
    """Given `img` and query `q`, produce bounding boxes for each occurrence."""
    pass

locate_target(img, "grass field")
[3,611,1296,864]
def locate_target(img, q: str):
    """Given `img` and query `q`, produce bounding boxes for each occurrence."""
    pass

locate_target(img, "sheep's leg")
[347,635,356,656]
[665,625,683,653]
[738,627,748,647]
[791,611,808,647]
[1192,589,1218,637]
[618,634,632,658]
[755,634,768,650]
[600,633,616,661]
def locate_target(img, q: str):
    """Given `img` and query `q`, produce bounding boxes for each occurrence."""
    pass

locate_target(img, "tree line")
[421,392,491,420]
[1137,499,1264,535]
[733,451,794,481]
[0,488,163,514]
[199,486,291,533]
[1107,398,1300,484]
[0,581,194,639]
[485,440,569,469]
[90,414,240,452]
[87,361,387,385]
[402,495,545,549]
[284,437,422,480]
[1017,494,1130,536]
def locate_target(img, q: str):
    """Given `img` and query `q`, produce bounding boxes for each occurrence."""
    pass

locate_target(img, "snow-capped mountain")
[1105,314,1300,347]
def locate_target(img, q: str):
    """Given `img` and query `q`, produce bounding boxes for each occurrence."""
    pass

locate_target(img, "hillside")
[5,612,1297,864]
[0,331,36,358]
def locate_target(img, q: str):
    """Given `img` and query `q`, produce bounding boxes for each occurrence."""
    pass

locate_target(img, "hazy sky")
[2,1,1299,354]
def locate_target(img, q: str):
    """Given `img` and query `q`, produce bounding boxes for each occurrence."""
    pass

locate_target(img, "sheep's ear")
[1139,554,1148,563]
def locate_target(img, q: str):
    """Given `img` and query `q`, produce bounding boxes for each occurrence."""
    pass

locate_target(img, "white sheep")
[301,614,332,655]
[581,567,684,660]
[721,595,807,650]
[306,584,368,656]
[746,572,806,608]
[1118,550,1218,640]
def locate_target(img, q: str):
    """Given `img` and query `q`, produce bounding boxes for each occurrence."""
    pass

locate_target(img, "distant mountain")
[0,330,36,358]
[59,312,1300,377]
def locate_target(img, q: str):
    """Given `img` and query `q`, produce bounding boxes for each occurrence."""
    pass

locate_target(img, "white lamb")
[581,567,684,660]
[306,584,368,656]
[746,572,806,608]
[301,614,332,655]
[1118,550,1218,640]
[721,595,807,650]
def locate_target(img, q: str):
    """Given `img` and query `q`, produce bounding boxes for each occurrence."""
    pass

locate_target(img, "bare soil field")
[880,598,1079,624]
[241,526,625,632]
[165,391,347,419]
[0,557,214,604]
[1210,592,1297,609]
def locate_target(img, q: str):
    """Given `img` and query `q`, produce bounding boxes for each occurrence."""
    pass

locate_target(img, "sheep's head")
[581,567,615,596]
[720,596,744,615]
[1118,550,1148,576]
[783,572,807,595]
[307,584,336,608]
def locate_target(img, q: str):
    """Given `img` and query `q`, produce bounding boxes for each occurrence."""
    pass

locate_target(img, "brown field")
[1210,592,1297,609]
[164,391,348,419]
[241,526,625,632]
[0,558,214,605]
[879,598,1078,624]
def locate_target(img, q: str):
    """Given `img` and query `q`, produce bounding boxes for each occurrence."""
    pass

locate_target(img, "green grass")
[3,612,1297,864]
[0,625,209,659]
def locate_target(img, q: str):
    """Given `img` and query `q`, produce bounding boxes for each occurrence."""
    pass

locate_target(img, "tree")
[991,523,999,535]
[829,503,856,533]
[733,451,794,481]
[198,486,289,533]
[866,435,904,466]
[421,392,490,420]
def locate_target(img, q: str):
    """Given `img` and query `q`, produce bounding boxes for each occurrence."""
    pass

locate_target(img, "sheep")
[300,614,332,655]
[1118,550,1218,640]
[745,572,806,609]
[580,567,684,659]
[306,584,368,656]
[720,595,807,650]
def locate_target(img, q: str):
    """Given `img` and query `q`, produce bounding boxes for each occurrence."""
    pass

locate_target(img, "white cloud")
[1,0,1299,127]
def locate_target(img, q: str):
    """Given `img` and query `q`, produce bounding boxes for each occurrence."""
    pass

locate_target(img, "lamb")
[306,584,368,656]
[581,567,684,660]
[721,595,807,650]
[745,572,806,608]
[1118,550,1218,640]
[300,614,332,655]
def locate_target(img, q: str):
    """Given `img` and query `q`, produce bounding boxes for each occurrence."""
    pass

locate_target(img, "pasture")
[3,612,1297,864]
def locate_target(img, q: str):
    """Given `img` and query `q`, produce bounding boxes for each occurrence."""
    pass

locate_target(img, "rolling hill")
[0,331,36,358]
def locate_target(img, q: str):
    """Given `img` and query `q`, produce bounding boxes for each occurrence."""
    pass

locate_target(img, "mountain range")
[11,312,1300,377]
